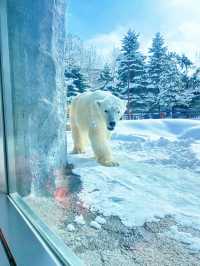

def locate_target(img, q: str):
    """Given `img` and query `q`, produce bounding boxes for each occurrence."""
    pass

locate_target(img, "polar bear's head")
[96,96,127,131]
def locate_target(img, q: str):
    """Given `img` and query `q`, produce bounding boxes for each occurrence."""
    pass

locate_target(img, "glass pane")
[5,0,79,263]
[5,0,200,265]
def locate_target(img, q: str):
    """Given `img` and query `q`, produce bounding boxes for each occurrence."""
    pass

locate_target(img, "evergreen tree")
[177,54,193,74]
[131,58,151,112]
[117,29,146,114]
[190,68,200,110]
[98,64,113,91]
[157,53,191,115]
[148,32,168,112]
[176,54,193,97]
[65,66,89,98]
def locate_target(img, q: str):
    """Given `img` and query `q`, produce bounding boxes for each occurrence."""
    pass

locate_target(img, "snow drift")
[68,119,200,249]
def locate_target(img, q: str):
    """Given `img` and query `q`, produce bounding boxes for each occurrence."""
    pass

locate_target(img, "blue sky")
[67,0,200,63]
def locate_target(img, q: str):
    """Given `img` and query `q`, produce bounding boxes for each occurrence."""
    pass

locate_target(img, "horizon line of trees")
[64,30,200,114]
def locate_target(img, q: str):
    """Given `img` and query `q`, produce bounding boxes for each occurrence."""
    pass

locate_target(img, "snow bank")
[113,119,200,141]
[191,142,200,160]
[68,119,200,251]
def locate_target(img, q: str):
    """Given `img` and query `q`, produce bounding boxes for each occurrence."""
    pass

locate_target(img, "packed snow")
[68,119,200,250]
[67,224,76,232]
[74,215,86,225]
[165,226,200,253]
[90,221,102,230]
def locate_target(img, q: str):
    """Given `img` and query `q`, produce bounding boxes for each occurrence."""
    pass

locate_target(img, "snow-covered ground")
[68,119,200,251]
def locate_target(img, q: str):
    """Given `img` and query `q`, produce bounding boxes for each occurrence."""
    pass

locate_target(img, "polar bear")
[70,90,127,166]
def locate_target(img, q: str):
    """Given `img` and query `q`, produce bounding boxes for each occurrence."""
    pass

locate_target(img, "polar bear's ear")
[96,100,103,107]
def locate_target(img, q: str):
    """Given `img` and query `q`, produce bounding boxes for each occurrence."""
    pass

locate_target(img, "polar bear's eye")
[104,110,108,113]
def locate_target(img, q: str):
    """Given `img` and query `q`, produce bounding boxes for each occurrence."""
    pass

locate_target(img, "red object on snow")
[54,187,70,208]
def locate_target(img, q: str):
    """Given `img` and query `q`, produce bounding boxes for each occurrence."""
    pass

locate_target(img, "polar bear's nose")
[109,121,116,127]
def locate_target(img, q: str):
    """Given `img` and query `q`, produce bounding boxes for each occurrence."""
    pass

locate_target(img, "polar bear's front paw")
[98,160,119,167]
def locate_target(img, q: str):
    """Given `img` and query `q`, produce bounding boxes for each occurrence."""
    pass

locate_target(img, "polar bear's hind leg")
[70,97,86,154]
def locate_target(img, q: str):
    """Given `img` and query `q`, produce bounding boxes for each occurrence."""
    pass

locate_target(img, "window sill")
[0,193,62,266]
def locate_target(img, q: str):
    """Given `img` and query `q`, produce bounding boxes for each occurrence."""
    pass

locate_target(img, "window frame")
[0,0,16,194]
[0,58,7,194]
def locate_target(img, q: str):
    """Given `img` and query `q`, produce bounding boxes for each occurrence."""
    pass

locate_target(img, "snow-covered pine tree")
[148,32,168,112]
[177,54,193,74]
[175,53,195,111]
[131,57,151,113]
[98,64,113,91]
[117,29,146,114]
[64,65,89,98]
[176,54,193,97]
[157,53,191,115]
[65,70,79,98]
[190,68,200,110]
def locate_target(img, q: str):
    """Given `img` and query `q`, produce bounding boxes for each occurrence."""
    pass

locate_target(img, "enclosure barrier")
[123,110,200,120]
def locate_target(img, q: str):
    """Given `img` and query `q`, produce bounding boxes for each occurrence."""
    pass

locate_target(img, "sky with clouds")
[67,0,200,63]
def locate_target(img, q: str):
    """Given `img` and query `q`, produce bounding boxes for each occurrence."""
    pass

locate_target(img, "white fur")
[70,91,127,166]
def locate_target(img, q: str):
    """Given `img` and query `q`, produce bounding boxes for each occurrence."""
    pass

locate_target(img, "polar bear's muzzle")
[107,121,116,131]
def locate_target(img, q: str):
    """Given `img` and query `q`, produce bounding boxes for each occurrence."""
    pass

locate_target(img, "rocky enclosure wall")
[7,0,67,195]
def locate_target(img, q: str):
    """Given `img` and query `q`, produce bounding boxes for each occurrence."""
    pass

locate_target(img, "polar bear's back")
[71,90,111,114]
[77,90,111,102]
